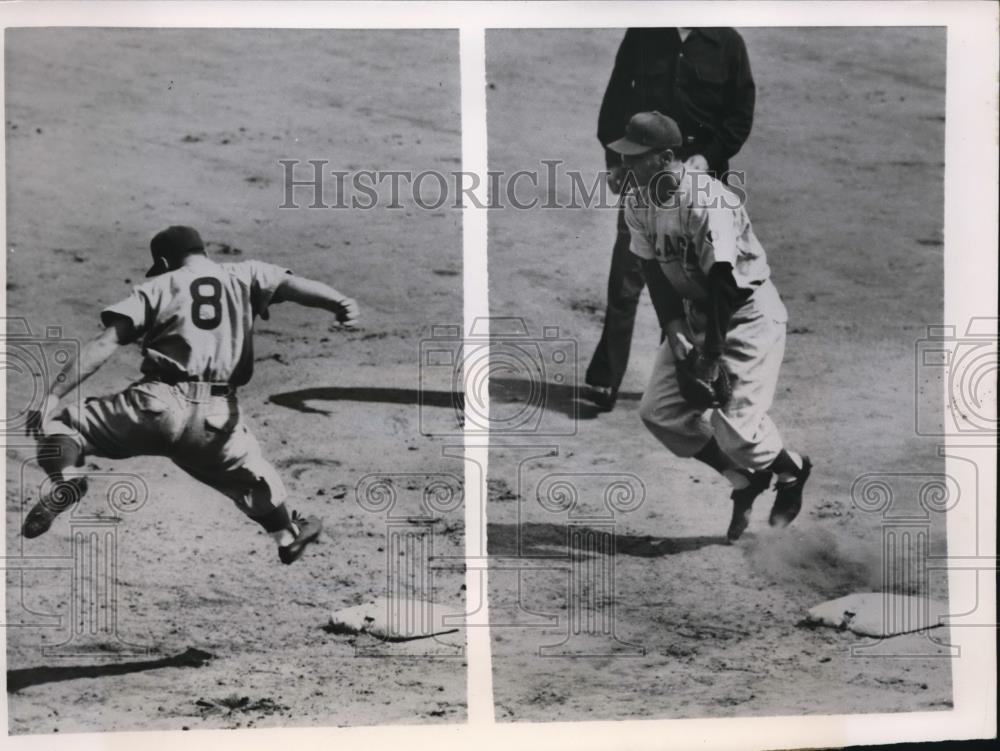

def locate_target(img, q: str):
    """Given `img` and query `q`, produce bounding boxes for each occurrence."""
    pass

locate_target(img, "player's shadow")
[269,382,643,421]
[489,377,643,420]
[6,647,214,693]
[270,387,460,415]
[488,522,728,558]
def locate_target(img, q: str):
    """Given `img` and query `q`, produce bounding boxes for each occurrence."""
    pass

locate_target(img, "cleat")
[584,383,618,412]
[769,456,812,528]
[278,512,323,565]
[22,477,89,539]
[726,470,772,542]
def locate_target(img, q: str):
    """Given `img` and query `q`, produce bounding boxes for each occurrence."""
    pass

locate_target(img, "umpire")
[585,27,755,410]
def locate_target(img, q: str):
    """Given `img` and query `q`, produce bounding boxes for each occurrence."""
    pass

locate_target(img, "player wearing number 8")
[22,226,360,565]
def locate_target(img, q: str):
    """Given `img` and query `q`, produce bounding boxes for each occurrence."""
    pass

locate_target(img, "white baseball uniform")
[627,169,789,470]
[47,257,291,519]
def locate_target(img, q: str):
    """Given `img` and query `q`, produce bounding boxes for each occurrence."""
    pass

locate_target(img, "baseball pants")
[638,282,788,471]
[46,380,287,520]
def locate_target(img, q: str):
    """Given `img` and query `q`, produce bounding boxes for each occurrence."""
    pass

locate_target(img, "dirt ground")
[4,29,465,732]
[485,28,953,722]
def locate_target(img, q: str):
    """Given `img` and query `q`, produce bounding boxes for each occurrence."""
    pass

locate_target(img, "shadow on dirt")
[270,387,460,415]
[271,381,645,422]
[7,647,214,693]
[489,522,728,558]
[489,377,643,420]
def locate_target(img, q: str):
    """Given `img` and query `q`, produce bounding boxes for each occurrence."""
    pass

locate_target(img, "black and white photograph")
[1,3,996,751]
[485,25,966,721]
[3,26,466,733]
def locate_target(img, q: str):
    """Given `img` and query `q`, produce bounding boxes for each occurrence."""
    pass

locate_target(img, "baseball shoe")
[769,456,812,528]
[278,512,323,565]
[584,383,618,411]
[22,477,89,539]
[726,470,773,542]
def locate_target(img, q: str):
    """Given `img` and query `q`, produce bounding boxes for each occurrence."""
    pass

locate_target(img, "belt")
[150,377,237,397]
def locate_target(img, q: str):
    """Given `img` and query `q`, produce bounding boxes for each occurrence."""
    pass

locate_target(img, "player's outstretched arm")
[52,318,131,399]
[272,275,360,328]
[27,318,131,438]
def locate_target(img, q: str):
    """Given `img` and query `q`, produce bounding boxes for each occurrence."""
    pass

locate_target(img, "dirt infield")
[4,29,465,732]
[485,28,953,721]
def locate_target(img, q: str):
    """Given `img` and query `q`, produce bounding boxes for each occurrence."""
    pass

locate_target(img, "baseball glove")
[676,350,732,409]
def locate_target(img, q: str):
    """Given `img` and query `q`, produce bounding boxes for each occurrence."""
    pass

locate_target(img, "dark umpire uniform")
[585,27,755,409]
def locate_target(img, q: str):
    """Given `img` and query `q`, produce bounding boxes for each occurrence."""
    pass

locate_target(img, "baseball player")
[609,112,811,541]
[586,27,755,412]
[22,226,359,564]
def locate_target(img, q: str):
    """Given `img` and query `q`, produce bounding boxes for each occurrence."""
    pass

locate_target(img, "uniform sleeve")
[641,257,686,326]
[247,260,293,319]
[99,284,156,339]
[703,263,751,358]
[624,198,656,260]
[688,200,739,273]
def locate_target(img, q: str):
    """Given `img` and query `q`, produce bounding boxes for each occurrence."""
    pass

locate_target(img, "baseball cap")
[147,225,204,277]
[607,111,683,156]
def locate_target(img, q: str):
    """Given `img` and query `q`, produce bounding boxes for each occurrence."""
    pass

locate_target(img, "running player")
[22,226,359,564]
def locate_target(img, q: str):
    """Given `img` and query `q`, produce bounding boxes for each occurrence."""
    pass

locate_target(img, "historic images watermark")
[2,454,152,658]
[487,449,647,658]
[277,159,748,211]
[2,318,80,439]
[2,317,153,657]
[419,317,578,438]
[914,318,997,437]
[350,468,466,658]
[843,319,998,658]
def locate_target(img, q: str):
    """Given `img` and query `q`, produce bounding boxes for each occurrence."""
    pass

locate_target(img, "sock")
[723,469,751,490]
[768,449,803,484]
[692,438,738,476]
[37,435,82,473]
[256,502,298,547]
[269,528,297,547]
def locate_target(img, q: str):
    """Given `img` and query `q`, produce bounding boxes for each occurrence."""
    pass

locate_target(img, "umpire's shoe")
[278,512,323,565]
[22,477,89,539]
[769,456,812,528]
[727,470,772,542]
[584,384,618,412]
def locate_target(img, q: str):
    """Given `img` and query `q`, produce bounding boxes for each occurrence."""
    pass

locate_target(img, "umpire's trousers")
[585,207,671,392]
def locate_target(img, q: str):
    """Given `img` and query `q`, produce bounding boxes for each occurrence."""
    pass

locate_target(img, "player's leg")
[638,337,773,540]
[585,207,646,410]
[22,383,177,538]
[22,429,90,538]
[638,336,716,458]
[174,399,322,564]
[711,310,810,532]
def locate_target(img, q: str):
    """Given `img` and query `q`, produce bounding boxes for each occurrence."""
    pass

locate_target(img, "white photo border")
[1,2,996,750]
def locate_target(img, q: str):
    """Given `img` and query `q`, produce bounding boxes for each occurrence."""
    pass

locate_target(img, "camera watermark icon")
[418,317,578,437]
[915,318,998,437]
[350,471,465,657]
[488,448,645,657]
[2,449,151,658]
[418,324,466,437]
[851,470,963,658]
[2,317,80,437]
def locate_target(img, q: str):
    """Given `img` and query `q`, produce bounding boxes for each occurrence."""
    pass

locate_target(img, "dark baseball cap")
[147,225,204,277]
[608,111,683,156]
